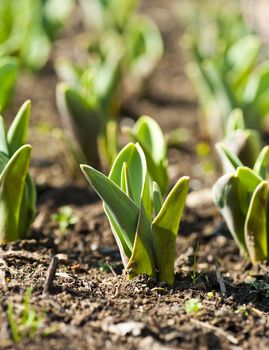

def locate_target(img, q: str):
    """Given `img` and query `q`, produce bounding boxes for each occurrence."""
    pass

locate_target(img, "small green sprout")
[7,287,44,342]
[185,298,203,314]
[0,101,36,244]
[124,116,169,194]
[213,145,269,264]
[51,206,78,234]
[81,142,189,284]
[56,52,121,168]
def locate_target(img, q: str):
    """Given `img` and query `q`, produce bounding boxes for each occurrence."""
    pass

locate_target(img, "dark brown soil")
[1,1,269,350]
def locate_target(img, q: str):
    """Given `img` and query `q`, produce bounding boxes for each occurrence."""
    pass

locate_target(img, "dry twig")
[43,256,59,295]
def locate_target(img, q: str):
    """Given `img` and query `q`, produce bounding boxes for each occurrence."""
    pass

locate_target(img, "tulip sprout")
[81,143,189,284]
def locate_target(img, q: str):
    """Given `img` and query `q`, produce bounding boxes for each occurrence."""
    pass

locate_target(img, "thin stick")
[43,256,59,295]
[215,264,226,296]
[191,319,239,345]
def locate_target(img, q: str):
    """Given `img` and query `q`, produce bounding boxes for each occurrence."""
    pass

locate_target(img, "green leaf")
[253,146,269,179]
[245,181,268,263]
[56,82,102,166]
[0,57,18,112]
[236,167,262,193]
[222,129,261,169]
[94,54,121,111]
[212,173,247,253]
[81,164,139,254]
[18,175,36,238]
[234,166,262,216]
[153,181,163,216]
[226,109,245,134]
[216,142,243,172]
[130,116,169,194]
[109,143,146,208]
[0,116,8,154]
[127,204,156,279]
[152,176,189,284]
[0,145,31,243]
[7,100,31,155]
[120,162,131,197]
[227,35,261,87]
[244,62,269,121]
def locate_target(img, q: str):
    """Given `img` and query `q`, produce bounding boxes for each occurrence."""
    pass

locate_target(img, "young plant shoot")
[56,51,121,168]
[217,109,261,172]
[0,101,36,243]
[124,116,169,194]
[81,143,189,284]
[213,145,269,264]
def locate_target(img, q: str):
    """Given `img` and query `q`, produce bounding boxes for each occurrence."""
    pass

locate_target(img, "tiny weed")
[190,243,204,284]
[185,298,203,314]
[52,206,78,234]
[98,261,117,273]
[7,287,44,342]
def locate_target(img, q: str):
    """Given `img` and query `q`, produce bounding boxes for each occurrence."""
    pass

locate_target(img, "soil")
[1,1,269,350]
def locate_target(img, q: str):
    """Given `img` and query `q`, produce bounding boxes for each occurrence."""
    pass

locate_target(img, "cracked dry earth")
[1,1,269,349]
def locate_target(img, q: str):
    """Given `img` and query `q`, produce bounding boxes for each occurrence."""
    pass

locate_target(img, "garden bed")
[1,1,269,349]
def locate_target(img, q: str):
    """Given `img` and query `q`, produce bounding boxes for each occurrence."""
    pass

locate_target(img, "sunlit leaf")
[245,181,268,263]
[152,176,189,284]
[0,145,31,242]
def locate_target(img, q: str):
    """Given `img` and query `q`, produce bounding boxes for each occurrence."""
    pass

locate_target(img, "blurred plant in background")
[181,0,269,143]
[0,0,74,71]
[217,109,262,172]
[56,0,163,170]
[0,56,18,113]
[79,0,163,88]
[56,46,121,168]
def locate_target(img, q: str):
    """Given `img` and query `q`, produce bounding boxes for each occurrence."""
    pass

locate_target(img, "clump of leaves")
[185,298,203,314]
[187,33,269,140]
[7,287,44,342]
[0,100,36,243]
[0,0,74,70]
[51,206,78,234]
[56,49,121,168]
[79,0,163,85]
[182,1,269,141]
[81,143,189,284]
[56,0,163,170]
[213,145,269,263]
[124,116,169,194]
